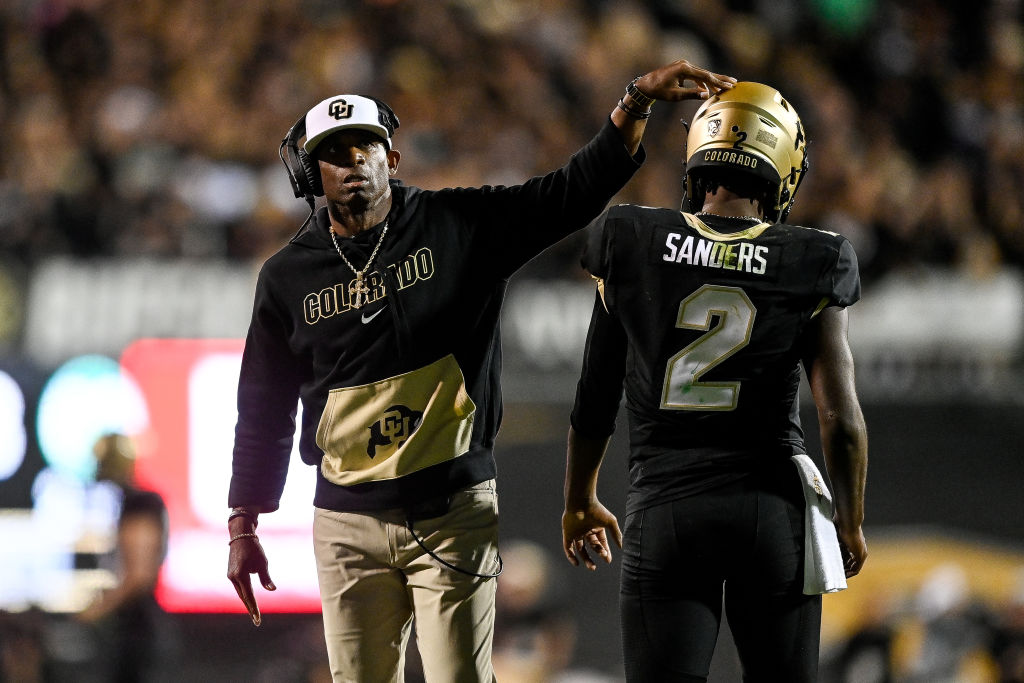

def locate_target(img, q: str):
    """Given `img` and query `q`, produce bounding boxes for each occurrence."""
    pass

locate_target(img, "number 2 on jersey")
[660,285,756,411]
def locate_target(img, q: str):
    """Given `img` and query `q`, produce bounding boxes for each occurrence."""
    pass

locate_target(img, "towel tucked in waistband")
[791,453,847,595]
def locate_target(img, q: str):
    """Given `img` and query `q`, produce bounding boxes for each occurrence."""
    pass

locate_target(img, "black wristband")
[617,98,652,120]
[228,508,259,529]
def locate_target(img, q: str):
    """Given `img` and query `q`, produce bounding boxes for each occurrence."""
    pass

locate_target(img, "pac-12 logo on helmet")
[328,98,354,120]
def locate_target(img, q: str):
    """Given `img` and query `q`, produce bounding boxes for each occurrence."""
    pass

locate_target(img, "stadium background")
[1,0,1022,681]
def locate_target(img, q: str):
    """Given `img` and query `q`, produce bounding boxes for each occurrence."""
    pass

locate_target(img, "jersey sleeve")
[570,289,627,438]
[828,238,861,307]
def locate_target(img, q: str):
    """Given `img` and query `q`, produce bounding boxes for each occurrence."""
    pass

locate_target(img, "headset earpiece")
[279,114,323,201]
[296,147,323,197]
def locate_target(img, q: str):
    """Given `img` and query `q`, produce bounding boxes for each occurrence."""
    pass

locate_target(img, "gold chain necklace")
[329,221,389,309]
[695,211,761,222]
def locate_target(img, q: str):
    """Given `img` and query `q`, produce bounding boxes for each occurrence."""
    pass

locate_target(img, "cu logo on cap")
[329,98,353,120]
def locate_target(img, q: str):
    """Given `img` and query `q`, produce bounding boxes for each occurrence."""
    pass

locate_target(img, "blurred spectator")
[831,595,897,683]
[0,0,1021,282]
[989,570,1024,683]
[493,538,620,682]
[900,563,998,683]
[0,607,51,682]
[75,433,174,683]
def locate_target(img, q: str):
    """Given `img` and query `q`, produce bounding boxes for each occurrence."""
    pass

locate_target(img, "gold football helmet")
[684,81,808,223]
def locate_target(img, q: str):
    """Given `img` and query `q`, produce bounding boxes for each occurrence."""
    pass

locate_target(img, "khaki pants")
[313,479,500,683]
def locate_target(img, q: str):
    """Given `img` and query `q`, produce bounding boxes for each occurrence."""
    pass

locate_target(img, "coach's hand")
[610,58,736,154]
[227,520,275,626]
[562,501,622,571]
[637,59,737,103]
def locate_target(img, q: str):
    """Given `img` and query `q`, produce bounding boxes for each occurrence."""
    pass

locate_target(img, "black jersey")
[571,206,860,513]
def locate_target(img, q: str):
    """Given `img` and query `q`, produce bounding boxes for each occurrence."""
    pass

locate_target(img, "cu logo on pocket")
[367,405,423,458]
[329,98,353,120]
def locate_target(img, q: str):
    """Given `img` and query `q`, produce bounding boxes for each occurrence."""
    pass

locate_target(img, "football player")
[562,82,869,682]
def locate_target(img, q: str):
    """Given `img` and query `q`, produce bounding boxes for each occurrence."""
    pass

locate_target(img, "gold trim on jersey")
[316,354,477,486]
[592,274,610,312]
[811,296,831,318]
[682,212,772,241]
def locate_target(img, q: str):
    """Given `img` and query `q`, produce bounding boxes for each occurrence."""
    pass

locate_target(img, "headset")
[279,114,323,207]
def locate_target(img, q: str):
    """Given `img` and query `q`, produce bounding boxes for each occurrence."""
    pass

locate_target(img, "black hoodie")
[228,118,642,513]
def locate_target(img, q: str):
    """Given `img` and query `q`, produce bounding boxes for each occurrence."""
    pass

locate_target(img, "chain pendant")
[349,273,370,309]
[329,221,388,312]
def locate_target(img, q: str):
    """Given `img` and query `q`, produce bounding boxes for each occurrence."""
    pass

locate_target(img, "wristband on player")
[228,507,259,529]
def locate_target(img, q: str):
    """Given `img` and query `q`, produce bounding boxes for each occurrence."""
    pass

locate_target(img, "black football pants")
[620,469,822,682]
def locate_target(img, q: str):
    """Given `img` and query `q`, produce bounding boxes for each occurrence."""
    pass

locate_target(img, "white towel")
[790,453,847,595]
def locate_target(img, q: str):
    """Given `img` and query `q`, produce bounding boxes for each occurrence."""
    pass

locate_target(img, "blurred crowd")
[1,0,1022,286]
[4,540,1023,682]
[823,562,1024,683]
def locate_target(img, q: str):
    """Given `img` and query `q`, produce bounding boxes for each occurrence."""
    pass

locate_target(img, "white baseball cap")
[303,95,395,154]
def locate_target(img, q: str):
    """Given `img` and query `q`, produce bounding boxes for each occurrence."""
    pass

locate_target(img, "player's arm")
[801,305,868,578]
[563,290,626,570]
[564,428,621,570]
[610,60,736,155]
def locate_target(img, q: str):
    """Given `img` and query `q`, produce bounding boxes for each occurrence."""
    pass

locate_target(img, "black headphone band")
[279,115,304,198]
